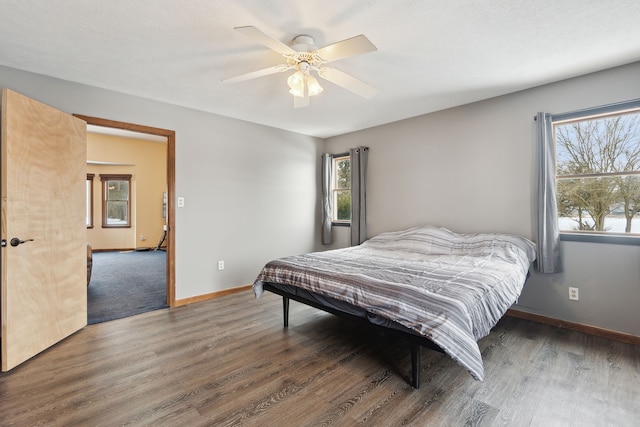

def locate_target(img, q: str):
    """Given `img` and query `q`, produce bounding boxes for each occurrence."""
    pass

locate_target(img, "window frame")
[86,173,94,228]
[551,99,640,246]
[331,152,351,226]
[100,174,132,228]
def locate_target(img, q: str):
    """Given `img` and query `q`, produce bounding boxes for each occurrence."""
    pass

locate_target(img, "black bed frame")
[263,283,445,389]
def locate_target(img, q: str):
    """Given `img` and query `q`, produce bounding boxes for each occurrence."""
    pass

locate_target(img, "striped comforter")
[253,225,536,380]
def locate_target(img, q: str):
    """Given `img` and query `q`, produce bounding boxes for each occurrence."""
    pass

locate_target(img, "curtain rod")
[533,98,640,123]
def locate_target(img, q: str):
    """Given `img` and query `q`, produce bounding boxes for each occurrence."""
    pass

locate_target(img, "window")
[554,103,640,239]
[332,154,351,223]
[101,174,131,228]
[86,174,94,228]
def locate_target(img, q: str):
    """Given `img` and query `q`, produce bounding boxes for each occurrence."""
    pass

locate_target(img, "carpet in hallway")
[87,250,167,324]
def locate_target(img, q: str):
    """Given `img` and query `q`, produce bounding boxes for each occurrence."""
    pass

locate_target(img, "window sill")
[332,221,351,227]
[560,232,640,246]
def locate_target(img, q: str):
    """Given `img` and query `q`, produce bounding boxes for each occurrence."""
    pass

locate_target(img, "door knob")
[10,237,34,247]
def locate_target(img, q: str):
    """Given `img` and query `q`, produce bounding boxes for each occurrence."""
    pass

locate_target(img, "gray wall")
[0,65,323,300]
[3,61,639,337]
[325,62,640,336]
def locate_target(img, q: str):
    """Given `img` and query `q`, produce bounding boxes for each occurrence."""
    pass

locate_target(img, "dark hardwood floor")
[1,290,638,426]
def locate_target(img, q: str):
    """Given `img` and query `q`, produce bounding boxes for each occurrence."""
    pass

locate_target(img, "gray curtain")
[350,146,368,246]
[536,112,562,273]
[321,153,333,245]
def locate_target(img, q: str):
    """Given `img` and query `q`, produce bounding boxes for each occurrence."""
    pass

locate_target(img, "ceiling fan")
[223,26,378,108]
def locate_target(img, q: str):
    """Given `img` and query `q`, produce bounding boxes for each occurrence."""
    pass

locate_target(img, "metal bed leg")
[283,296,289,328]
[410,341,420,389]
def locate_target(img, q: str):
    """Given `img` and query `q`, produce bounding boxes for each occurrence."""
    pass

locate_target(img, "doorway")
[75,115,176,310]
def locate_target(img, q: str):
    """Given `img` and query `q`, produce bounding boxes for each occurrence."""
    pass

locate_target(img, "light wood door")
[1,88,87,371]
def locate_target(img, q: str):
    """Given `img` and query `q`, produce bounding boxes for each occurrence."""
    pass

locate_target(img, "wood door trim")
[74,114,176,307]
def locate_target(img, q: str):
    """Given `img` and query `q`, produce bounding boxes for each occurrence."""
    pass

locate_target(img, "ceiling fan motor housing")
[291,35,315,52]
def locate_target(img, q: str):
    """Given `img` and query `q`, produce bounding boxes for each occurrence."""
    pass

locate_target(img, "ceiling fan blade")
[293,93,309,109]
[234,26,297,56]
[318,67,378,99]
[314,35,377,63]
[222,64,290,83]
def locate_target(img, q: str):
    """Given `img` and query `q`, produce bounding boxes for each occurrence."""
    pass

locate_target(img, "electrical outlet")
[140,234,146,241]
[218,260,224,271]
[569,287,579,301]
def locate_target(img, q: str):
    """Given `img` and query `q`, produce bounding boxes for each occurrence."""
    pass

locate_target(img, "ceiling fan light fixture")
[306,75,323,96]
[287,70,305,90]
[289,86,305,97]
[288,69,306,97]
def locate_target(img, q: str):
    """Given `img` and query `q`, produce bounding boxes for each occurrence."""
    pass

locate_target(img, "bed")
[252,225,536,388]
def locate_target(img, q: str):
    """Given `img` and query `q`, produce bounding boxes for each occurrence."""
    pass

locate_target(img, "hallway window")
[86,174,94,228]
[101,174,131,228]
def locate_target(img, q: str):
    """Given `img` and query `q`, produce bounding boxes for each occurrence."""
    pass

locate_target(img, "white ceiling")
[2,0,640,138]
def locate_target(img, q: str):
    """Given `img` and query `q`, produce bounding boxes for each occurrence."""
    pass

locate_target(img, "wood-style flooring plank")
[1,290,638,426]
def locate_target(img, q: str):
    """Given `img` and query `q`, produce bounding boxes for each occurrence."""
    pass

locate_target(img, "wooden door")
[1,88,87,371]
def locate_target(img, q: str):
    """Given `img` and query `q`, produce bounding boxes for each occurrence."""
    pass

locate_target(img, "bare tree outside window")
[555,111,640,235]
